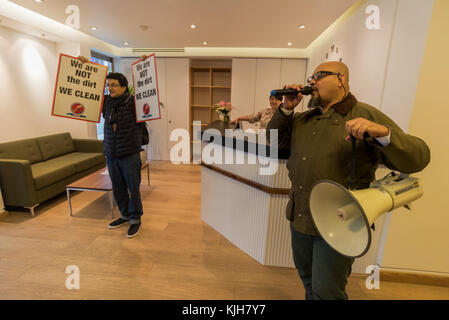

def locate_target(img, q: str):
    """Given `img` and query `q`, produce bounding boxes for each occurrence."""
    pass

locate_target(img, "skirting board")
[380,268,449,288]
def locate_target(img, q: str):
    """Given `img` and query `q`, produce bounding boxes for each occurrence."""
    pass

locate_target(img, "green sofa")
[0,133,106,217]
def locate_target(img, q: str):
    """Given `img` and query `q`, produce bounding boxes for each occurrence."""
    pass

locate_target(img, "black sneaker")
[127,223,141,238]
[108,218,130,229]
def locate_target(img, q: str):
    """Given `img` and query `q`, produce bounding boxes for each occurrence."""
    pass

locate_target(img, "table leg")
[109,191,114,219]
[67,189,73,216]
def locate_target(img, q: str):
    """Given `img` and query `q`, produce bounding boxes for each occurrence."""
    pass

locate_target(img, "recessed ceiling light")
[202,42,208,45]
[124,42,129,45]
[190,24,197,29]
[90,26,97,30]
[299,25,305,29]
[34,0,44,3]
[139,25,151,31]
[288,42,293,46]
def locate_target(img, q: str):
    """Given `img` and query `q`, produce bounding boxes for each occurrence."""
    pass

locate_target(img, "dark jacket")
[102,91,143,158]
[267,93,430,236]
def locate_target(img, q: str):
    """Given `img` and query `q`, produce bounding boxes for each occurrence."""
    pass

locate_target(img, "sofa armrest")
[73,139,104,154]
[0,159,38,207]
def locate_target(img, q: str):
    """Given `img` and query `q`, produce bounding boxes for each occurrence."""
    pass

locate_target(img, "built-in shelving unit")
[189,62,232,146]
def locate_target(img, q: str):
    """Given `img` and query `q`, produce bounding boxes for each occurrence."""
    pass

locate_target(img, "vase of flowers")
[212,101,233,123]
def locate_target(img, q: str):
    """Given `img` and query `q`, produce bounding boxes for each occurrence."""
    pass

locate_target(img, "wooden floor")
[0,161,447,300]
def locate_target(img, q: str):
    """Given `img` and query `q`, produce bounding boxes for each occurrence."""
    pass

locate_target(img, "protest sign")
[132,54,161,122]
[52,54,108,122]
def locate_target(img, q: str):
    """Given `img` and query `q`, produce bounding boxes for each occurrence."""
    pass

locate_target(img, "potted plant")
[212,101,233,123]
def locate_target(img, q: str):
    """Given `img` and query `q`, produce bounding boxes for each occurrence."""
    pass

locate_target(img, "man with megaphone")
[267,61,430,300]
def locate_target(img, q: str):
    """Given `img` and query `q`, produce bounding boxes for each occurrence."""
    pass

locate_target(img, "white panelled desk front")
[200,127,294,267]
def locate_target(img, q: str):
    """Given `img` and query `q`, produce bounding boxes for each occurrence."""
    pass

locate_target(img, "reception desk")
[200,121,295,267]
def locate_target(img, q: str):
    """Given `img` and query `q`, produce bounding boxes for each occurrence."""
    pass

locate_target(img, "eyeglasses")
[307,71,340,84]
[106,83,121,88]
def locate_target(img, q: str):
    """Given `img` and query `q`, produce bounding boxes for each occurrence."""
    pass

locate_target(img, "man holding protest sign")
[78,56,147,238]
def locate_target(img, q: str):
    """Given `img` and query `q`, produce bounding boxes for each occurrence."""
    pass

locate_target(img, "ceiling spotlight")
[124,42,129,45]
[139,25,150,31]
[34,0,44,3]
[299,25,305,29]
[288,42,293,46]
[190,24,197,29]
[202,42,208,45]
[90,26,97,30]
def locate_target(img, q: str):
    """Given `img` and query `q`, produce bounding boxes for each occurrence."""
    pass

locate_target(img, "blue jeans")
[290,223,354,300]
[106,152,143,225]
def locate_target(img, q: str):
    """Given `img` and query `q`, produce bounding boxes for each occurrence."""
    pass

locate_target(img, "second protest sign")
[132,55,161,122]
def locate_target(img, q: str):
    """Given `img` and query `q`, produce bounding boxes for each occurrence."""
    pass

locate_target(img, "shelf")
[190,62,231,157]
[190,105,211,108]
[191,67,211,71]
[212,67,231,72]
[191,67,231,72]
[191,85,231,89]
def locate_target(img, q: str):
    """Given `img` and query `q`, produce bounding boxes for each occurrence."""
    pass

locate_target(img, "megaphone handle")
[349,132,374,190]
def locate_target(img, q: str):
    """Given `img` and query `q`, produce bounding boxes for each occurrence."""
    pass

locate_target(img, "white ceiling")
[8,0,357,49]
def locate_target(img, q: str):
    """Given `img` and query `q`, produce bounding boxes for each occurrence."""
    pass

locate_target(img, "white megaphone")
[309,173,423,258]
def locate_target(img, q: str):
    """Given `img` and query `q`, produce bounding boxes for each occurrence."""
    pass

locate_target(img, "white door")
[147,58,169,161]
[252,59,282,131]
[280,59,308,111]
[166,58,190,154]
[231,58,257,131]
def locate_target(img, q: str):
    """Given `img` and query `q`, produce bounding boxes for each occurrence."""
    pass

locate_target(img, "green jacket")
[267,93,430,236]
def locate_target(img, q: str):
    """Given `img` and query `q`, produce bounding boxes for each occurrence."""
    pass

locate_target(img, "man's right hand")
[77,56,90,63]
[282,84,304,110]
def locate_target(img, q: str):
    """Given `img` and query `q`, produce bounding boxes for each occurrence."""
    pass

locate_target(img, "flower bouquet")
[212,101,233,123]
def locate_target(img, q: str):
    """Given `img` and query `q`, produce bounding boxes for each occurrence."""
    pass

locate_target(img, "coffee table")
[66,168,115,217]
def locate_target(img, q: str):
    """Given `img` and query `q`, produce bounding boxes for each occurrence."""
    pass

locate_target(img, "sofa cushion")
[37,133,75,161]
[0,138,43,164]
[54,152,105,173]
[31,159,77,190]
[31,152,105,190]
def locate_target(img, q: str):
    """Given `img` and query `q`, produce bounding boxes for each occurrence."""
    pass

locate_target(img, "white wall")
[0,26,90,143]
[380,0,448,274]
[306,0,436,273]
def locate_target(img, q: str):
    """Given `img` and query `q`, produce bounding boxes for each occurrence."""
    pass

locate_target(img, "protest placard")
[52,54,108,122]
[132,54,161,122]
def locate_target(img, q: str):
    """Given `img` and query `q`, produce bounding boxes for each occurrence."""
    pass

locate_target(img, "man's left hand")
[345,118,389,140]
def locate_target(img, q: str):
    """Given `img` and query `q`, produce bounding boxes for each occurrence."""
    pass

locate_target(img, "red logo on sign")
[71,103,85,115]
[143,104,150,115]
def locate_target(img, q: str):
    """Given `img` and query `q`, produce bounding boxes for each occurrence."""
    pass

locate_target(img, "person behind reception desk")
[267,61,430,300]
[230,95,282,129]
[77,56,146,239]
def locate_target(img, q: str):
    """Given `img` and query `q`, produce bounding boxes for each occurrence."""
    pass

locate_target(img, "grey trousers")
[290,223,355,300]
